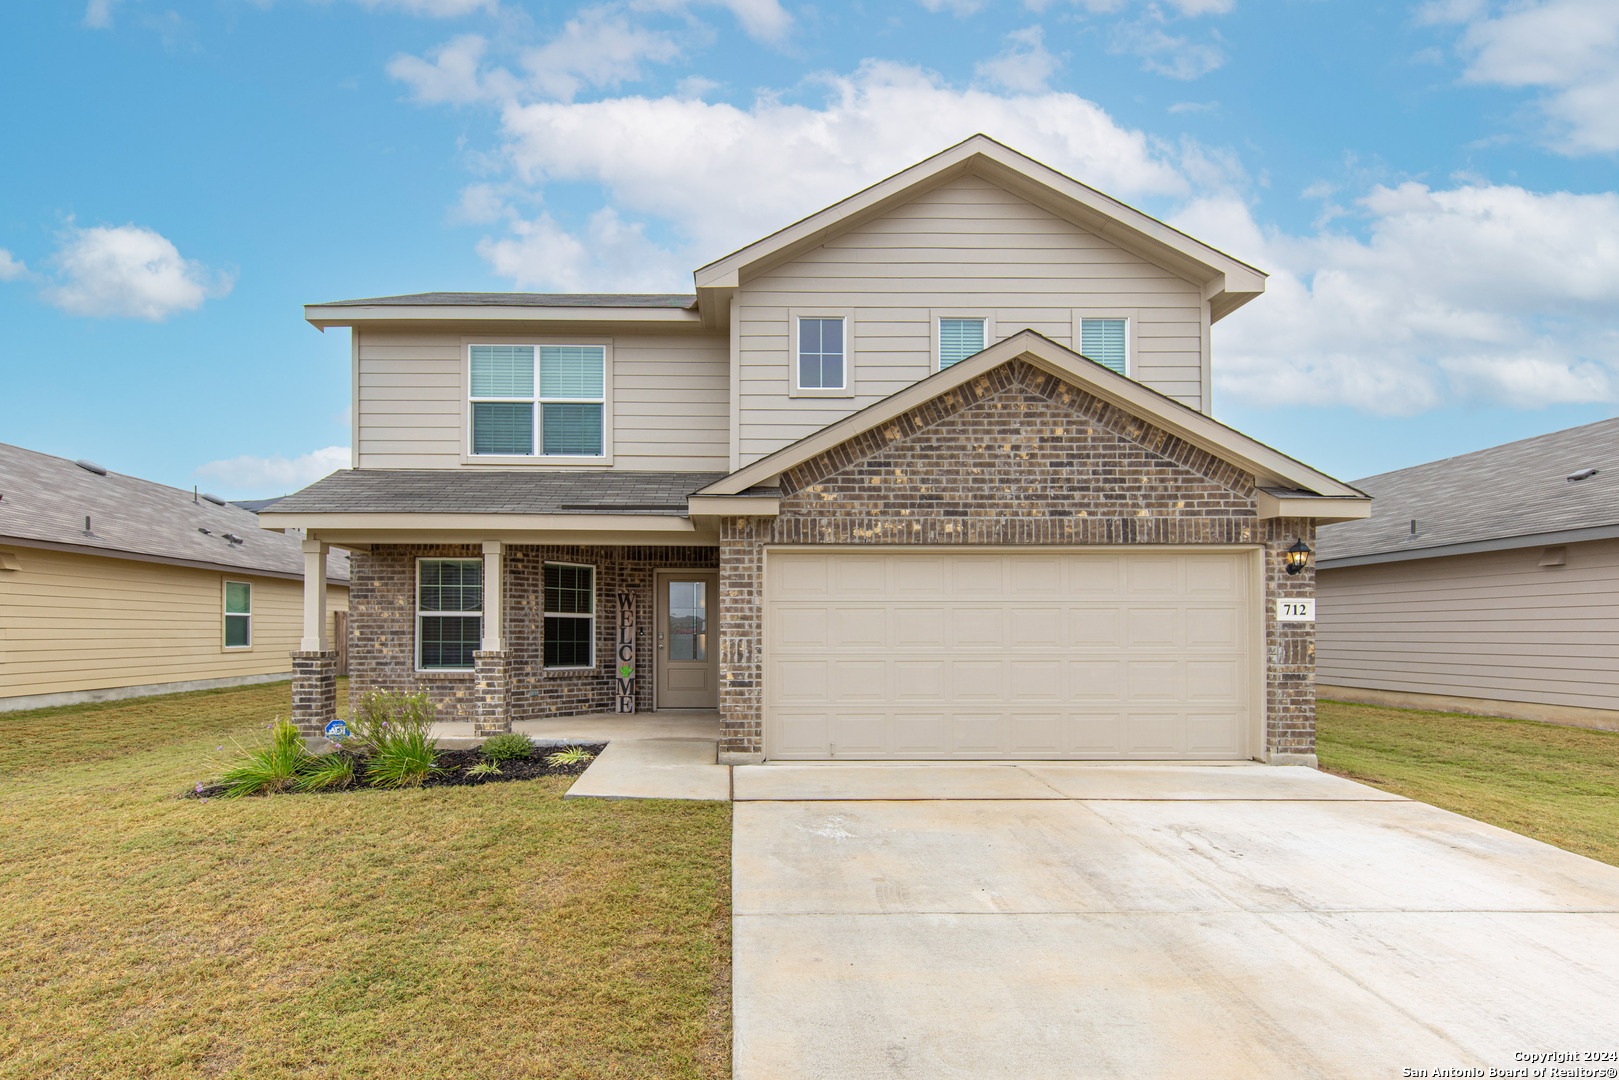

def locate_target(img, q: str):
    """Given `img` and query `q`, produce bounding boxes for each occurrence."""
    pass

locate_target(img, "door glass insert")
[668,581,707,661]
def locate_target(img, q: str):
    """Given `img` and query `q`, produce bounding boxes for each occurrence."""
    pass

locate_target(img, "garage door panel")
[765,550,1253,760]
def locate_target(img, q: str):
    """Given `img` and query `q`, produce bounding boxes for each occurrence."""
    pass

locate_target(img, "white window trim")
[460,338,615,467]
[789,309,855,398]
[415,556,484,672]
[931,310,996,373]
[1073,309,1138,378]
[544,560,597,671]
[222,579,252,651]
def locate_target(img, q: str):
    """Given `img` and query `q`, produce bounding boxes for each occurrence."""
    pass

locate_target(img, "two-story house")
[263,135,1369,766]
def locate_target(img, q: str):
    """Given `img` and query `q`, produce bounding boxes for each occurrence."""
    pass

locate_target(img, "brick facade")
[290,650,338,739]
[347,544,717,726]
[717,358,1319,763]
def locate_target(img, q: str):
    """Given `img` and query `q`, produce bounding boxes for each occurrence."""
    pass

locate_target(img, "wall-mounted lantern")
[1284,539,1312,575]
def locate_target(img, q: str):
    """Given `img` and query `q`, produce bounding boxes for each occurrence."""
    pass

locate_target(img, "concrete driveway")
[731,763,1619,1079]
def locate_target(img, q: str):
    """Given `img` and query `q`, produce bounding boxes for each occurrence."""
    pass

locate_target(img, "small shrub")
[296,752,356,793]
[366,726,440,789]
[217,719,309,798]
[546,745,595,767]
[464,761,502,779]
[481,732,533,764]
[348,690,435,749]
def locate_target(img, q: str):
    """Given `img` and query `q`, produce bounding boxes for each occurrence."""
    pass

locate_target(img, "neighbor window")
[797,316,846,390]
[938,317,987,369]
[469,344,606,457]
[1080,318,1129,375]
[418,558,482,669]
[224,581,251,648]
[544,562,595,669]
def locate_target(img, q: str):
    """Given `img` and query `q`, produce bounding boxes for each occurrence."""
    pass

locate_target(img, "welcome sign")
[615,591,635,713]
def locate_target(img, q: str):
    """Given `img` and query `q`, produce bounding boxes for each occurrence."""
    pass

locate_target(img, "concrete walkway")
[732,763,1619,1079]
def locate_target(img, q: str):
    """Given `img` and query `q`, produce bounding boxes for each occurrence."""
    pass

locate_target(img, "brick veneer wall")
[347,543,717,725]
[718,358,1319,762]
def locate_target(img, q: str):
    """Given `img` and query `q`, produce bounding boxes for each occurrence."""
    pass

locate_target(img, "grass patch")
[0,681,731,1079]
[1318,698,1619,867]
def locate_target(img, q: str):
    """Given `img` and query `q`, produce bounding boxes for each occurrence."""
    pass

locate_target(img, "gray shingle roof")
[0,443,348,582]
[1318,417,1619,563]
[268,470,731,515]
[314,292,697,309]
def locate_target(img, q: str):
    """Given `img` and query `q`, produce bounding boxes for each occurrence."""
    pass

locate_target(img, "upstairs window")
[1080,318,1129,375]
[469,344,605,457]
[224,581,251,648]
[938,317,987,370]
[544,563,595,669]
[418,558,482,670]
[797,316,846,390]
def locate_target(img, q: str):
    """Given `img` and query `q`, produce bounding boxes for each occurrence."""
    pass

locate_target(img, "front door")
[656,573,719,709]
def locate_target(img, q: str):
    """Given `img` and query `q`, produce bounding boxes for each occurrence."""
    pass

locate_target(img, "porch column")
[292,538,336,741]
[473,540,511,736]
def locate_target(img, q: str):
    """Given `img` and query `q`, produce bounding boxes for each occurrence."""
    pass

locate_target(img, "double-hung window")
[223,581,251,648]
[544,563,595,669]
[469,344,606,457]
[1079,318,1129,375]
[418,558,482,669]
[938,317,987,370]
[796,316,846,391]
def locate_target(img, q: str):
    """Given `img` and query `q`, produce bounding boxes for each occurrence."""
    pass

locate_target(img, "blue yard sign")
[324,719,349,740]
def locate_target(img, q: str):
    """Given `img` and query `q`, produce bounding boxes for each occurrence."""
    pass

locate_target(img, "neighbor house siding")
[354,329,731,471]
[0,546,349,703]
[733,174,1208,465]
[1316,538,1619,713]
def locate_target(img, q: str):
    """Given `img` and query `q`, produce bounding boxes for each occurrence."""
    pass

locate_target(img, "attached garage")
[764,549,1259,760]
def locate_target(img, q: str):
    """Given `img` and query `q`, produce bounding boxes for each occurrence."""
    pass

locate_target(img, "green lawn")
[0,681,731,1080]
[1317,698,1619,867]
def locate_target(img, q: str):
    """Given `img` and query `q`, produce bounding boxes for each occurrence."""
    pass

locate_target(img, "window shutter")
[540,346,606,399]
[938,318,986,368]
[1080,318,1128,374]
[470,345,534,397]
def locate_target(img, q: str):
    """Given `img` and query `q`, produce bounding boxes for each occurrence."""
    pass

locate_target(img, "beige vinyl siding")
[1316,539,1619,713]
[735,174,1208,464]
[0,547,349,701]
[355,329,730,470]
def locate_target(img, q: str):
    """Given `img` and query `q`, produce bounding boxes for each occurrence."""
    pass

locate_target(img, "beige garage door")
[765,549,1255,760]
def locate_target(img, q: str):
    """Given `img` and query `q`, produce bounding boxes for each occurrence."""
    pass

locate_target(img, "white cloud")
[390,10,682,105]
[332,0,495,15]
[1112,15,1226,80]
[485,59,1195,272]
[1435,0,1619,154]
[1175,182,1619,414]
[917,0,986,14]
[43,224,233,321]
[976,26,1062,93]
[634,0,792,42]
[476,207,690,291]
[84,0,121,28]
[195,446,351,494]
[0,249,27,282]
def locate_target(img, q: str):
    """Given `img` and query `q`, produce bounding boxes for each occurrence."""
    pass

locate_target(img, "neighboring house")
[264,135,1368,765]
[0,443,350,712]
[1317,418,1619,730]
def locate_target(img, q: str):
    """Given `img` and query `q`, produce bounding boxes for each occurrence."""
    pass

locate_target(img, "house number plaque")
[1276,598,1316,622]
[615,591,636,713]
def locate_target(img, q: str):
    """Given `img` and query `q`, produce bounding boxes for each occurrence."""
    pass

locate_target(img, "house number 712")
[1276,598,1316,622]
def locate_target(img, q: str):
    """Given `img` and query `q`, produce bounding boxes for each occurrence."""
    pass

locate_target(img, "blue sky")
[2,0,1616,499]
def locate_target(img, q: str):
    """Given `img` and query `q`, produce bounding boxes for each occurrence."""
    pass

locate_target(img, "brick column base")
[291,650,338,740]
[473,650,511,737]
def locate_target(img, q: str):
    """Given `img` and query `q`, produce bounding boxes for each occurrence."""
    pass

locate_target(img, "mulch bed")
[188,742,607,799]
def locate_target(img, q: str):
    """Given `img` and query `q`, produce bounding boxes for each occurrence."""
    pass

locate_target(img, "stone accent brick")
[290,650,337,738]
[348,543,717,725]
[473,650,510,736]
[718,357,1317,761]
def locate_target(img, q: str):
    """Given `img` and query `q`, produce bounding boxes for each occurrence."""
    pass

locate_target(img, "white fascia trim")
[1318,523,1619,569]
[687,496,781,516]
[1256,492,1372,523]
[698,330,1365,501]
[305,305,702,330]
